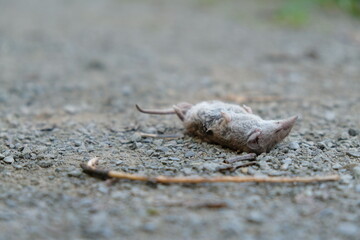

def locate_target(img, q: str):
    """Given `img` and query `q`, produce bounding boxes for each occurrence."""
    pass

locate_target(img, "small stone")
[0,154,5,160]
[153,139,163,146]
[168,157,180,161]
[130,132,142,142]
[338,132,349,140]
[141,222,157,232]
[346,151,360,158]
[3,156,14,164]
[22,146,32,155]
[280,158,292,170]
[182,168,193,175]
[348,128,358,136]
[64,105,79,114]
[121,85,132,96]
[351,166,360,179]
[146,150,154,156]
[288,142,300,150]
[67,170,82,177]
[336,222,358,237]
[155,146,170,153]
[324,111,336,121]
[86,59,106,71]
[13,164,22,169]
[332,163,342,170]
[203,162,220,171]
[142,127,157,134]
[246,211,265,224]
[355,184,360,193]
[37,161,53,168]
[185,151,195,158]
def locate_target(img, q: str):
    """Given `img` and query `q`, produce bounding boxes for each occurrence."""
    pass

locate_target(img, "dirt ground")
[0,0,359,239]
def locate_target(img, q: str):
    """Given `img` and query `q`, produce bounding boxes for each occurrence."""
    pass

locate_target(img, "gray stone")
[141,222,157,233]
[182,168,193,175]
[280,158,292,170]
[155,146,170,153]
[332,163,342,170]
[351,166,360,179]
[67,170,82,177]
[168,157,180,161]
[37,161,53,168]
[346,151,360,158]
[184,151,195,158]
[3,156,14,164]
[130,132,142,142]
[203,162,220,171]
[348,128,358,136]
[22,146,32,155]
[246,211,266,224]
[336,222,358,237]
[288,141,300,150]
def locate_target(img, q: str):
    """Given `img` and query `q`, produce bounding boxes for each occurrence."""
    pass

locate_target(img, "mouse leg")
[173,102,193,121]
[173,105,185,121]
[242,105,253,114]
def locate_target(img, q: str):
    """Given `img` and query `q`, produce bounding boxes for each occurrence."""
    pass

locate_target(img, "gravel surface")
[0,0,359,239]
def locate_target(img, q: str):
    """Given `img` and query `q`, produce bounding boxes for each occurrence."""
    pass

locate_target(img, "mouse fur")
[136,101,298,154]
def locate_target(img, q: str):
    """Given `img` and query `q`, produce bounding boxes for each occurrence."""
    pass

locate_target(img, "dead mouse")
[136,100,298,154]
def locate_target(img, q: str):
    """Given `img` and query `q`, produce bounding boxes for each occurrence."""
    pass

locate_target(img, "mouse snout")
[278,115,298,131]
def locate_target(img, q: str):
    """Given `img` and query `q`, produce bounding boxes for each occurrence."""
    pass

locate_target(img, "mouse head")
[246,116,298,154]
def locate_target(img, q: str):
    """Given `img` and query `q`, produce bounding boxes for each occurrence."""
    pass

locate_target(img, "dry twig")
[224,153,257,164]
[80,157,340,184]
[139,132,183,139]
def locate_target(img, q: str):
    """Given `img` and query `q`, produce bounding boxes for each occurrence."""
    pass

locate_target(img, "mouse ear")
[221,112,232,124]
[247,129,261,149]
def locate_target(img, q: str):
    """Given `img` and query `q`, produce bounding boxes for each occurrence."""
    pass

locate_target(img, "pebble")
[332,163,342,170]
[142,127,157,134]
[3,156,14,164]
[152,139,163,146]
[336,222,358,237]
[348,128,358,136]
[146,150,154,156]
[351,166,360,179]
[67,170,82,177]
[168,157,180,161]
[288,141,300,150]
[0,154,5,159]
[355,184,360,193]
[184,151,195,158]
[37,161,53,168]
[346,151,360,158]
[280,158,292,170]
[130,132,142,142]
[246,211,266,224]
[202,162,220,171]
[12,164,22,169]
[182,167,193,175]
[22,146,32,155]
[155,146,170,153]
[141,222,157,233]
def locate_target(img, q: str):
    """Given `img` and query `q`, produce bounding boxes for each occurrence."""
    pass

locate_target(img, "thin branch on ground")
[139,132,183,139]
[224,153,257,164]
[80,157,340,184]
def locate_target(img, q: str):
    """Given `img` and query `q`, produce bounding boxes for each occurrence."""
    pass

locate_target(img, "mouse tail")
[135,104,176,114]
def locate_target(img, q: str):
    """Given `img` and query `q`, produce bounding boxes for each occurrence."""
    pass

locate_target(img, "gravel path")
[0,1,359,239]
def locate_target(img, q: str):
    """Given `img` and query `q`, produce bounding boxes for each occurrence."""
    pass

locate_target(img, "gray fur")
[137,101,298,154]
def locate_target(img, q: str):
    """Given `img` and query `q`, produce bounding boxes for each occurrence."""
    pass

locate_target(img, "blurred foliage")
[276,0,360,26]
